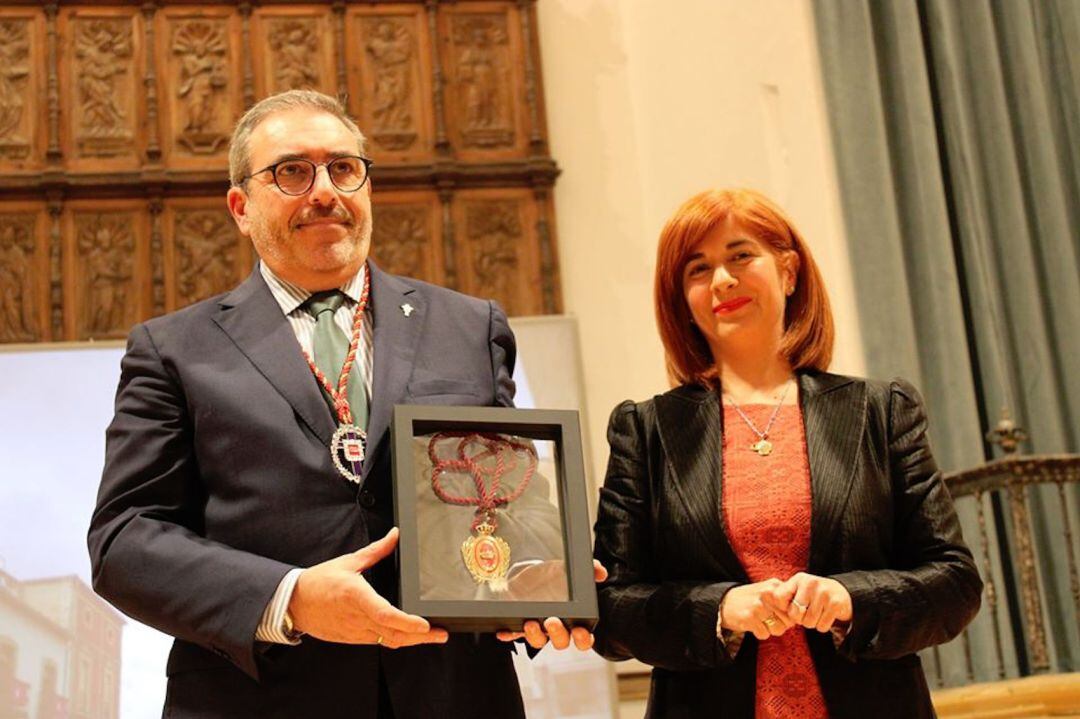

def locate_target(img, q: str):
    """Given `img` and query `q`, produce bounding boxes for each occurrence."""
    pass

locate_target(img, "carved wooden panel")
[346,5,435,165]
[0,203,49,343]
[251,7,337,98]
[157,7,243,168]
[440,3,529,160]
[453,189,542,317]
[63,201,150,341]
[0,2,561,345]
[163,199,251,311]
[59,7,143,170]
[0,13,44,173]
[369,191,442,284]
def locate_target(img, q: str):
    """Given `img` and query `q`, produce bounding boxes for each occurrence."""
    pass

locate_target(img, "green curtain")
[813,0,1080,685]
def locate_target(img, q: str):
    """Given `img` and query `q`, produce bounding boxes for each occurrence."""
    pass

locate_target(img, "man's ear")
[226,186,251,237]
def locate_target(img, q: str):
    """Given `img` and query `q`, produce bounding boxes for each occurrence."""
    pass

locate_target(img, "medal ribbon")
[428,433,537,532]
[302,266,371,426]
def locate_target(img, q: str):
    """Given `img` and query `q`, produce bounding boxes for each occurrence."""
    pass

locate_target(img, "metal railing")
[937,454,1080,685]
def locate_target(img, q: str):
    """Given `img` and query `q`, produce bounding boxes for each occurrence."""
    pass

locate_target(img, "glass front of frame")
[413,431,569,602]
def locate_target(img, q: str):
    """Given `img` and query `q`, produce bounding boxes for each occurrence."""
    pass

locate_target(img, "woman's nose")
[711,265,737,291]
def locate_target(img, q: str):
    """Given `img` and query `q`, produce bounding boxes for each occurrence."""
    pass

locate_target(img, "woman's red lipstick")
[713,296,752,314]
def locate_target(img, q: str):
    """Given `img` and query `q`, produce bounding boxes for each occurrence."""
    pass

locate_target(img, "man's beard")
[251,208,372,273]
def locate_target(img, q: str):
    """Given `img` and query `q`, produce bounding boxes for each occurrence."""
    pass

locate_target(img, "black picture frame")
[391,404,598,633]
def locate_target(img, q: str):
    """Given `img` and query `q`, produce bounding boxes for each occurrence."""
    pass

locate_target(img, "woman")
[592,188,982,718]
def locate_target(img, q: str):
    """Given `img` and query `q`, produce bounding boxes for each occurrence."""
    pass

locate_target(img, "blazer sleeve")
[832,379,983,661]
[87,324,294,681]
[488,300,516,408]
[593,401,738,671]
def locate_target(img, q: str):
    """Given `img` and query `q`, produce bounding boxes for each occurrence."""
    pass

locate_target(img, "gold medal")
[461,521,511,588]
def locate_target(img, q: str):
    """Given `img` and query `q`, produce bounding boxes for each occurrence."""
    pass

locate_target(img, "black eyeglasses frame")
[239,155,374,196]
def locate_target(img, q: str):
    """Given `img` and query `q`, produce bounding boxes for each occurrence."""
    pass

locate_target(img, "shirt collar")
[259,260,367,316]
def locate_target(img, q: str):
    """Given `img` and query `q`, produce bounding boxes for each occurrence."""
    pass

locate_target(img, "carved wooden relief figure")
[0,214,38,342]
[372,204,428,280]
[268,18,320,91]
[452,15,513,148]
[466,200,521,313]
[172,20,229,155]
[0,20,31,161]
[77,213,134,337]
[74,18,134,156]
[363,18,416,151]
[174,209,237,307]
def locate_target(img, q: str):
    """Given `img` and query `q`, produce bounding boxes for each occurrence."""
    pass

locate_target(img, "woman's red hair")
[654,188,834,387]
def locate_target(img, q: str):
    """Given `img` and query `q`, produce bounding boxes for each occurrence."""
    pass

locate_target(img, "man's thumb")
[349,527,399,571]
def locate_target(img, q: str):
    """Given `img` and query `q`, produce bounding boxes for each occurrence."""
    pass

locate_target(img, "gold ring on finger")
[763,616,777,628]
[792,600,808,611]
[376,635,384,646]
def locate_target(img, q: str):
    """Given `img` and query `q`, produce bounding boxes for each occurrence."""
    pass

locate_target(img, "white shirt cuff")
[255,568,304,645]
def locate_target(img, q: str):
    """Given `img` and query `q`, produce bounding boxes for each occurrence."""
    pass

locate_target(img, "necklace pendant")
[752,438,773,457]
[330,424,367,483]
[461,521,511,590]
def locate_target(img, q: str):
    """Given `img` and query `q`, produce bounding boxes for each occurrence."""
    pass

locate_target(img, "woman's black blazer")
[593,371,982,718]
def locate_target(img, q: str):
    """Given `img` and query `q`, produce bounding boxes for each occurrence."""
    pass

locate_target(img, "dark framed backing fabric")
[391,404,597,633]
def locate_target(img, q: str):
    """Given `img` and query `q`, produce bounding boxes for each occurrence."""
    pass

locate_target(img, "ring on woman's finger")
[762,616,778,628]
[791,599,808,611]
[376,635,384,646]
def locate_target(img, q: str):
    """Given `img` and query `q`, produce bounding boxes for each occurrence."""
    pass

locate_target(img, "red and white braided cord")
[428,432,538,532]
[302,267,371,426]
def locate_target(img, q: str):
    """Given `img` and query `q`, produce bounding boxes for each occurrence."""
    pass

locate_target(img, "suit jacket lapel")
[212,268,337,446]
[362,262,423,480]
[654,385,747,578]
[799,371,866,573]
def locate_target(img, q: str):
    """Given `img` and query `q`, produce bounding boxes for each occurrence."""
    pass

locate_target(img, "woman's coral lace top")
[722,403,828,719]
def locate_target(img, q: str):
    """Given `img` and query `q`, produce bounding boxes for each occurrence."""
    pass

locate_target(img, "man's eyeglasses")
[241,156,373,196]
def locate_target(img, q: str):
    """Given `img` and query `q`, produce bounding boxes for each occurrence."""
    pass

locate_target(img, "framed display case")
[391,404,597,633]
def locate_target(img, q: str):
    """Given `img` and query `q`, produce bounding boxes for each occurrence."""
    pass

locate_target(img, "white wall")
[536,0,864,491]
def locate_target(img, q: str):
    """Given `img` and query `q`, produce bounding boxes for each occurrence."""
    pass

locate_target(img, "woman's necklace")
[723,379,793,457]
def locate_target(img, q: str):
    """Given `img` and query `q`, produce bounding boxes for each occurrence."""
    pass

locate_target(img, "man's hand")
[495,560,608,651]
[720,578,796,640]
[289,528,449,648]
[768,572,853,633]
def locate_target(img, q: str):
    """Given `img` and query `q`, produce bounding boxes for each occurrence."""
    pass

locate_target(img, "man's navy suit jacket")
[88,262,528,718]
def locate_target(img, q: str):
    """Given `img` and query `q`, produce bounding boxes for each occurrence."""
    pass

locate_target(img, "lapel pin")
[401,303,415,317]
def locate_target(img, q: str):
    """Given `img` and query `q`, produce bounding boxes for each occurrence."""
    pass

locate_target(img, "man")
[88,90,599,718]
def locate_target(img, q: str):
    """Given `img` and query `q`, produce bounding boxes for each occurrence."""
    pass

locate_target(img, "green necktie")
[304,290,369,429]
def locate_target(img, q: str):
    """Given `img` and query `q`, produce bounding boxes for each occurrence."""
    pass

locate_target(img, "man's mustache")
[292,206,354,229]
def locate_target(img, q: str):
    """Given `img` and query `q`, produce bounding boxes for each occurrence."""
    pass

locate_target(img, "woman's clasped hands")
[719,572,853,641]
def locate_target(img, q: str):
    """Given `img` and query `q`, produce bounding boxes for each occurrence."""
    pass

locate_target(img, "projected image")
[0,346,172,719]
